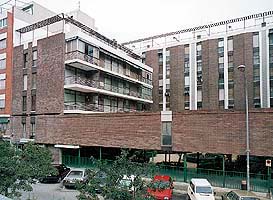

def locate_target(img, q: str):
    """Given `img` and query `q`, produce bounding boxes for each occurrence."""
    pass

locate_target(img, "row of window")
[66,39,152,84]
[64,89,148,112]
[23,50,37,68]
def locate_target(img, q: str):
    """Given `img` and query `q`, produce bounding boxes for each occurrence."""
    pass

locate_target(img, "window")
[0,94,5,108]
[0,58,6,70]
[218,57,224,64]
[166,64,170,76]
[125,65,131,76]
[218,38,224,47]
[22,96,27,111]
[22,4,33,15]
[23,53,28,68]
[166,50,170,61]
[30,117,36,138]
[66,40,77,52]
[0,39,6,49]
[197,90,202,102]
[253,33,259,48]
[0,18,7,28]
[219,88,225,101]
[23,75,27,90]
[32,73,36,89]
[105,57,111,70]
[78,40,85,53]
[161,122,172,146]
[227,38,233,52]
[118,62,124,74]
[31,95,36,111]
[22,122,26,138]
[112,60,118,73]
[0,73,5,90]
[185,76,190,86]
[32,50,37,67]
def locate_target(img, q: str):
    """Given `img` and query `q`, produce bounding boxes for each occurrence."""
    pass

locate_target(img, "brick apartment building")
[0,1,62,137]
[6,3,273,163]
[124,11,273,113]
[11,9,153,150]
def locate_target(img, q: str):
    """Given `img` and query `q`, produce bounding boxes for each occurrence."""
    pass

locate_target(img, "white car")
[187,178,215,200]
[119,175,136,193]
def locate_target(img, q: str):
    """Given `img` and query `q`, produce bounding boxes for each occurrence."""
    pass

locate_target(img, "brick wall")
[234,33,254,110]
[146,50,159,111]
[36,112,162,150]
[170,45,184,111]
[202,39,219,109]
[15,110,272,156]
[36,33,65,114]
[12,45,24,115]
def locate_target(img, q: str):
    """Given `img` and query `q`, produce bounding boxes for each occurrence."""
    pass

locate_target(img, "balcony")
[64,76,153,103]
[65,51,152,88]
[64,102,145,114]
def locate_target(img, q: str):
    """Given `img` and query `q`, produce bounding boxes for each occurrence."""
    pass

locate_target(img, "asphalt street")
[19,182,187,200]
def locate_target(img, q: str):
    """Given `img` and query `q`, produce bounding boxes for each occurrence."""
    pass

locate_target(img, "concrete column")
[163,48,167,111]
[260,29,270,108]
[190,43,197,110]
[224,36,229,109]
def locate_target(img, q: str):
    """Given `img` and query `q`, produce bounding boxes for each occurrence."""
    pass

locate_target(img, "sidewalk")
[172,181,271,200]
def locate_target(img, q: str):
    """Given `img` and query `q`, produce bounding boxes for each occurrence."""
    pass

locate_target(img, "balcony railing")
[65,51,152,86]
[65,50,100,66]
[65,76,152,101]
[64,102,144,113]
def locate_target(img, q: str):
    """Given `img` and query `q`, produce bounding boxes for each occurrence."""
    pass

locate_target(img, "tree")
[0,141,56,198]
[77,150,157,200]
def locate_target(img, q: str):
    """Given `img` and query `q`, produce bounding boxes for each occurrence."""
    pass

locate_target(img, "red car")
[147,175,174,200]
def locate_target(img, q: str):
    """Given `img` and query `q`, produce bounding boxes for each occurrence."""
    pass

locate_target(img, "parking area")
[20,183,79,200]
[20,182,186,200]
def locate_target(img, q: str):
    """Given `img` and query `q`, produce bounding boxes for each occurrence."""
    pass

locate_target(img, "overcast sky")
[22,0,273,42]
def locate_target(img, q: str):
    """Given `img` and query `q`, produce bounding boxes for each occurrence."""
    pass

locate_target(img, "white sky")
[11,0,273,42]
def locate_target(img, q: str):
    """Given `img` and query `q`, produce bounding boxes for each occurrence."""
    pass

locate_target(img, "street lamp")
[237,64,250,191]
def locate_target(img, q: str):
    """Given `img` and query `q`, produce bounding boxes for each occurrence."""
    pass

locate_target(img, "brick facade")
[145,50,159,111]
[36,33,65,114]
[234,33,254,110]
[15,110,271,156]
[170,45,184,111]
[202,39,219,110]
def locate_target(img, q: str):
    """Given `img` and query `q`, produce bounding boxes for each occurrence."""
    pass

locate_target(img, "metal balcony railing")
[65,76,152,101]
[65,50,100,66]
[64,101,143,113]
[65,51,153,86]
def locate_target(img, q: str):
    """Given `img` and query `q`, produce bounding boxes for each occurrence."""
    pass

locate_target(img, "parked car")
[119,175,136,193]
[187,178,215,200]
[94,171,107,194]
[40,164,70,183]
[222,190,261,200]
[147,175,174,200]
[63,168,88,189]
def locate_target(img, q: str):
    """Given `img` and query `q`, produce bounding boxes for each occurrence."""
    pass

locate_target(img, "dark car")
[40,164,70,183]
[222,190,261,200]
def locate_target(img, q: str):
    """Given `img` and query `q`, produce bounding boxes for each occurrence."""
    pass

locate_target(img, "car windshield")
[241,197,259,200]
[67,171,83,178]
[151,180,171,189]
[120,179,132,187]
[196,186,212,194]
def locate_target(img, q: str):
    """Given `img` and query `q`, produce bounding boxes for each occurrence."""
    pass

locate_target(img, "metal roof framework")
[121,10,273,46]
[16,13,141,59]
